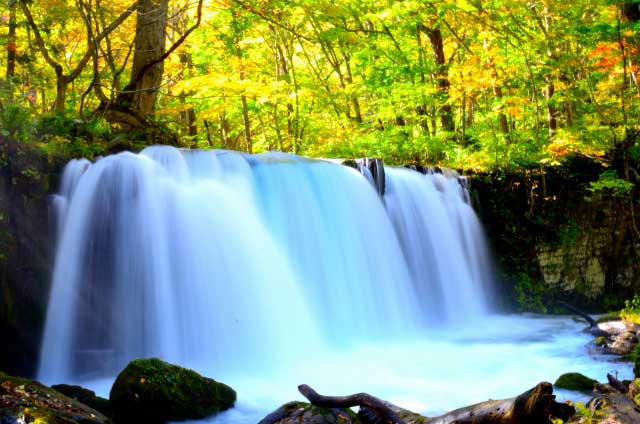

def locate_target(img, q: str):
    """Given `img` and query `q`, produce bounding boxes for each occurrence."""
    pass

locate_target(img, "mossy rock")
[554,372,598,391]
[594,336,607,346]
[52,383,112,417]
[0,371,111,424]
[109,358,236,423]
[259,401,359,424]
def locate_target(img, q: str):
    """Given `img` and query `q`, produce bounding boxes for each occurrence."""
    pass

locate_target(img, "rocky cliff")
[471,154,639,312]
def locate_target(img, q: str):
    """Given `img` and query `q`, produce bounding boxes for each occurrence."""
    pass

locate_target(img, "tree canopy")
[1,0,640,168]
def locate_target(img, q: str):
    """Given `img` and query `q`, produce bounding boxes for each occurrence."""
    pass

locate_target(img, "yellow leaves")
[546,130,606,160]
[505,97,528,118]
[238,37,265,47]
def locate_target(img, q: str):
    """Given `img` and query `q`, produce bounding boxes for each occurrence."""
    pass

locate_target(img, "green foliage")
[35,113,110,159]
[557,220,579,248]
[623,294,640,315]
[513,271,548,313]
[2,0,640,166]
[572,401,600,424]
[0,103,32,142]
[588,170,634,197]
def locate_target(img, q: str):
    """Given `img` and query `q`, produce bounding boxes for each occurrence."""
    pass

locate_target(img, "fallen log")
[558,301,596,328]
[607,373,629,394]
[425,382,574,424]
[299,382,573,424]
[298,384,405,424]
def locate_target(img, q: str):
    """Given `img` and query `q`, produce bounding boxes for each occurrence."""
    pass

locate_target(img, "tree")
[18,0,138,112]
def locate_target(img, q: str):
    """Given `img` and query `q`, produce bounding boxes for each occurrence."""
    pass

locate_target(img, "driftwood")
[298,384,405,424]
[607,373,630,394]
[299,382,574,424]
[424,382,574,424]
[558,301,596,328]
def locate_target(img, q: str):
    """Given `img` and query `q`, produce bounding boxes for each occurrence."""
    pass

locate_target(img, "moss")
[264,401,359,423]
[109,358,236,424]
[554,373,598,392]
[596,312,622,324]
[633,379,640,409]
[52,383,112,417]
[0,371,111,424]
[594,336,607,346]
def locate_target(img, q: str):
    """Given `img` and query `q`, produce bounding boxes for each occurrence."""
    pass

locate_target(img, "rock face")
[109,358,236,423]
[0,371,112,424]
[0,145,66,377]
[470,154,640,311]
[52,383,112,417]
[555,373,598,391]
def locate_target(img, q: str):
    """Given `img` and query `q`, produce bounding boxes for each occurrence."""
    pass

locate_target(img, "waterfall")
[383,167,493,323]
[38,147,494,383]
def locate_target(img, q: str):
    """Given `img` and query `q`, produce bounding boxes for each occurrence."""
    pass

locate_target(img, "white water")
[37,146,631,422]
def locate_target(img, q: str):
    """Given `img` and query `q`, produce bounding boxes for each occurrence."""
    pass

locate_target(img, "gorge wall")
[0,144,64,377]
[470,154,640,312]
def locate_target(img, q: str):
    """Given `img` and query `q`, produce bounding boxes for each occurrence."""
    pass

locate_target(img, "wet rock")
[590,319,640,355]
[52,383,112,417]
[0,371,111,424]
[594,336,607,346]
[109,357,236,424]
[258,401,358,424]
[596,319,640,336]
[555,373,598,391]
[573,394,640,423]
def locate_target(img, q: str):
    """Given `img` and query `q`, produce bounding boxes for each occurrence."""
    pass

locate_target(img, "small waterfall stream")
[38,147,494,382]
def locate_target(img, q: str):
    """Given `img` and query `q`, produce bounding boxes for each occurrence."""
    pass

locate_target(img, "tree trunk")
[545,80,558,138]
[418,382,574,424]
[5,5,17,99]
[422,25,454,133]
[483,39,510,139]
[54,72,68,113]
[127,0,169,117]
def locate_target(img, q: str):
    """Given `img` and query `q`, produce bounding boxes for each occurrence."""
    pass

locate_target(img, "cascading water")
[38,147,494,384]
[383,167,494,323]
[37,147,634,422]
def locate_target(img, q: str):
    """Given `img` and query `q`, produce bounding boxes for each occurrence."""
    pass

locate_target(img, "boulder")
[258,401,358,424]
[52,383,112,417]
[591,319,640,355]
[109,358,236,423]
[0,371,111,424]
[555,373,598,391]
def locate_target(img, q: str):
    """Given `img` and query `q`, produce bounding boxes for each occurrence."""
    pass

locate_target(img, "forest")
[1,0,639,169]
